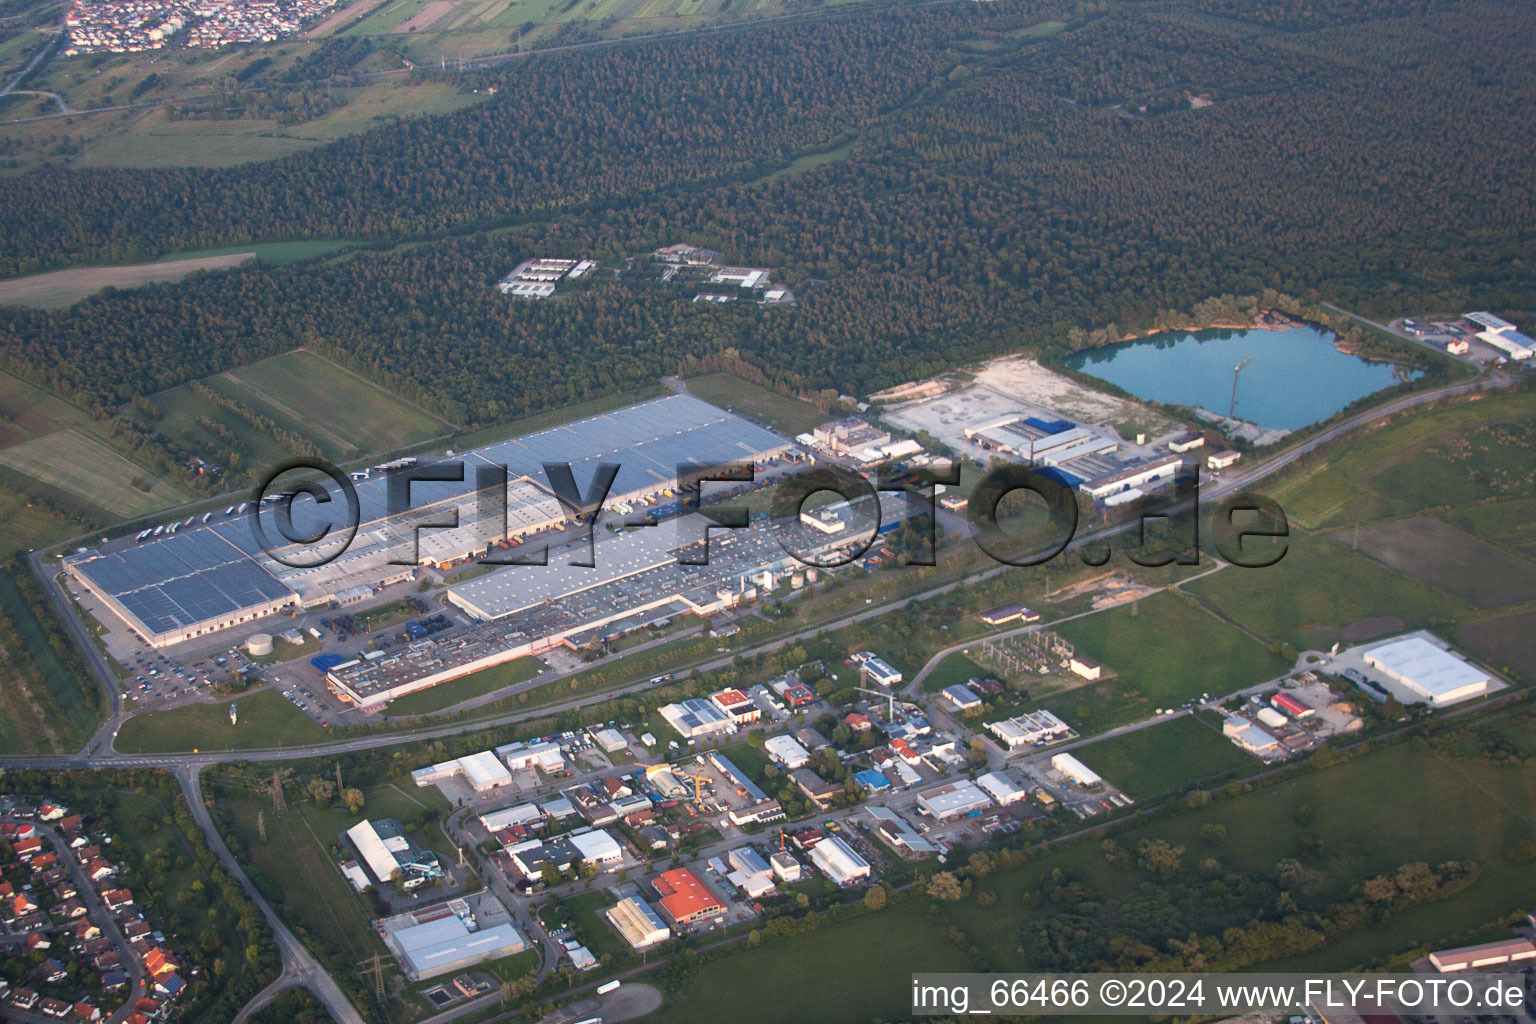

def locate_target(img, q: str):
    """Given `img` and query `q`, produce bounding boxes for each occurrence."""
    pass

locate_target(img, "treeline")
[2,0,1534,422]
[0,559,106,751]
[0,2,987,273]
[187,381,323,459]
[1022,837,1480,972]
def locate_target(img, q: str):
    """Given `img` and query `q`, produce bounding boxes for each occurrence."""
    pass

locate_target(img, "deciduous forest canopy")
[0,0,1531,425]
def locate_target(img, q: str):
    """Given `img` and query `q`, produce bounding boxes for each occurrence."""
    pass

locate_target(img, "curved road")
[176,766,366,1024]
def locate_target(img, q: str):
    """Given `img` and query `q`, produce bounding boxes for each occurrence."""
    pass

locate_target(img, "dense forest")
[0,0,1532,423]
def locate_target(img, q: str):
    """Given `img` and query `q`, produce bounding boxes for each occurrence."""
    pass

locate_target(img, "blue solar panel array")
[68,530,294,639]
[71,395,792,640]
[278,394,790,539]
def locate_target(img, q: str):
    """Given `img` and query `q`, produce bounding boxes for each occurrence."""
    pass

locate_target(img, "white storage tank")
[245,633,274,657]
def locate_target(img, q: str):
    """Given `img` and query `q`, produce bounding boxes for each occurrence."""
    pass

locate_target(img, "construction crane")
[855,685,897,722]
[1229,357,1252,420]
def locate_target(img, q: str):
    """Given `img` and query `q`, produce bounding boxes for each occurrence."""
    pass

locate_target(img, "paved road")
[0,15,64,99]
[175,766,366,1024]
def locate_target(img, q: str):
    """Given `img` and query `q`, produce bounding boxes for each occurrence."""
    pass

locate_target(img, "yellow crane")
[636,762,710,803]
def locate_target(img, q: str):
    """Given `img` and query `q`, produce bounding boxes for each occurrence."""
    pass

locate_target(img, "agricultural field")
[1069,714,1258,800]
[335,0,861,61]
[0,252,256,310]
[148,348,447,470]
[115,687,329,752]
[1349,517,1536,610]
[0,368,92,446]
[1458,609,1536,685]
[1055,590,1291,708]
[0,426,191,518]
[223,349,449,454]
[1268,388,1536,530]
[1183,530,1471,651]
[685,372,828,437]
[1447,496,1536,561]
[78,82,487,169]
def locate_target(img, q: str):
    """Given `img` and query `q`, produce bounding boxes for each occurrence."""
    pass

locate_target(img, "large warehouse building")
[65,395,792,650]
[381,900,526,981]
[1362,635,1491,706]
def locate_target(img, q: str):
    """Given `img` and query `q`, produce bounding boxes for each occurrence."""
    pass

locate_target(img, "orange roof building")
[651,868,726,926]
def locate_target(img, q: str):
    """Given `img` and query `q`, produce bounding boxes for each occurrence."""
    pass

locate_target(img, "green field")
[115,687,329,752]
[146,348,448,473]
[209,769,451,1022]
[0,468,108,559]
[385,655,544,717]
[222,349,449,457]
[1448,496,1536,560]
[0,427,190,519]
[1269,388,1536,530]
[920,650,990,693]
[1071,714,1259,799]
[72,83,489,170]
[944,736,1536,973]
[685,373,827,436]
[1055,590,1291,707]
[1185,531,1474,650]
[553,889,630,960]
[658,899,972,1024]
[716,740,772,781]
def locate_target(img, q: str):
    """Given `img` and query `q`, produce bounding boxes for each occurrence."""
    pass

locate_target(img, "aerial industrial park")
[2,309,1518,1023]
[0,2,1533,1007]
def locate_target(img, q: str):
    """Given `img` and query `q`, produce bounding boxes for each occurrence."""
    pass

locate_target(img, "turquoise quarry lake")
[1066,325,1416,431]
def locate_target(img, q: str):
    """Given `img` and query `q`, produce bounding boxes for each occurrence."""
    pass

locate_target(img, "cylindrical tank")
[246,633,274,656]
[790,572,805,589]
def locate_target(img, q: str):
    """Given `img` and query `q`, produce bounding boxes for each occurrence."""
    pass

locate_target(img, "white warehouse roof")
[1050,752,1102,787]
[569,830,624,865]
[808,835,870,885]
[1363,636,1490,705]
[764,734,811,768]
[976,770,1028,805]
[459,751,513,790]
[916,779,992,819]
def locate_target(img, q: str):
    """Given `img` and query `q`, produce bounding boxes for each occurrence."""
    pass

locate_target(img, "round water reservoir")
[246,633,274,657]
